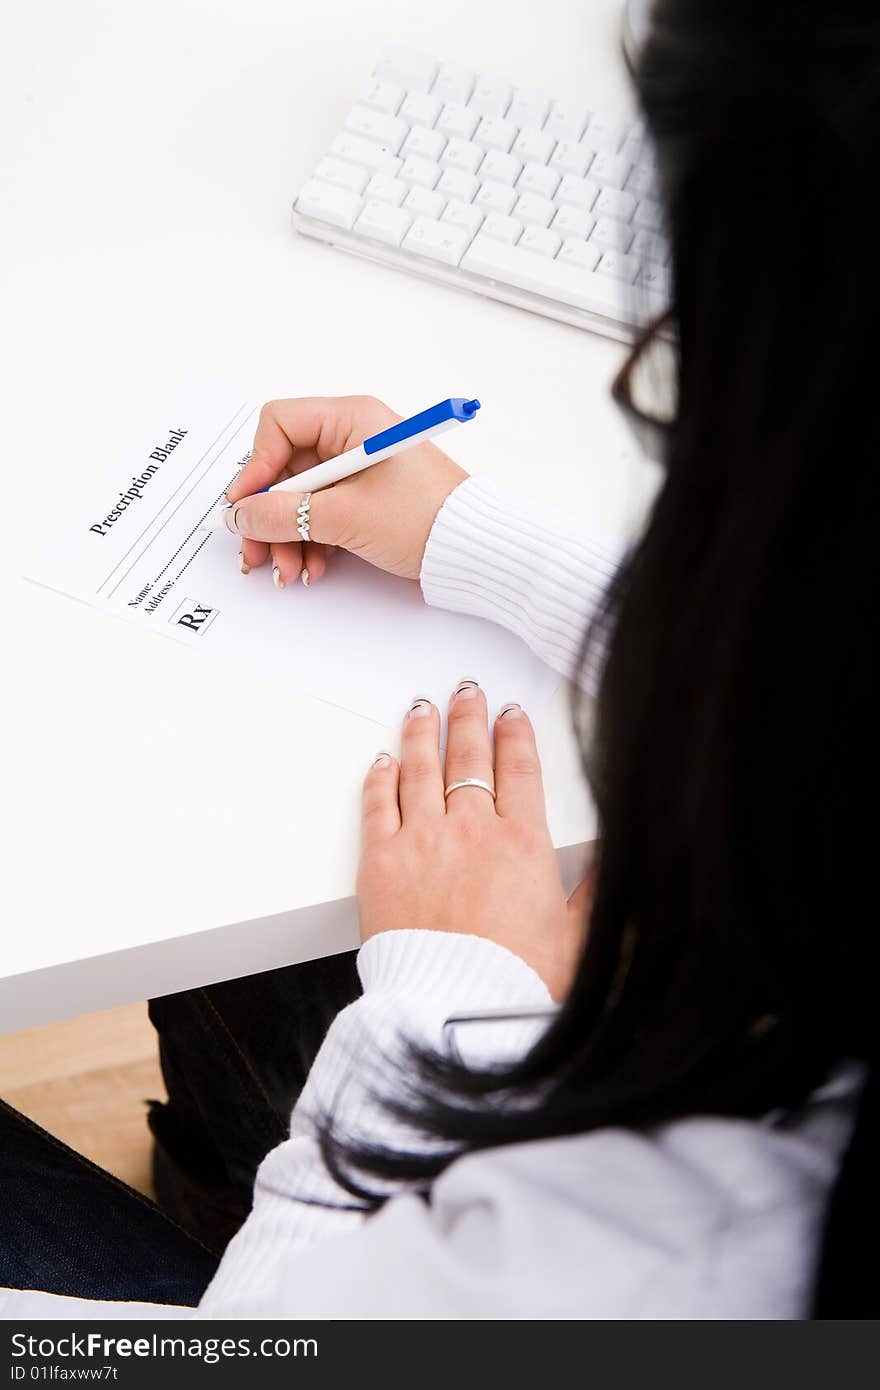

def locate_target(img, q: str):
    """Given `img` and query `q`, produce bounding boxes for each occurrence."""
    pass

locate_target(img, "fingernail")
[408,696,433,718]
[301,568,310,588]
[224,505,242,536]
[452,679,480,702]
[272,565,285,590]
[498,702,522,719]
[239,550,250,576]
[372,751,392,768]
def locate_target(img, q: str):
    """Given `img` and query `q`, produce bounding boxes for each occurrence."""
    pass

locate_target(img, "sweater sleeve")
[419,476,627,694]
[197,930,553,1318]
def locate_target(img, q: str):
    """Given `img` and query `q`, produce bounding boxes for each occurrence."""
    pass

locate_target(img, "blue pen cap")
[363,398,480,455]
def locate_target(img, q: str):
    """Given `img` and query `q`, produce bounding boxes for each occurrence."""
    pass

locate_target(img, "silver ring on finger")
[297,492,312,542]
[444,777,496,802]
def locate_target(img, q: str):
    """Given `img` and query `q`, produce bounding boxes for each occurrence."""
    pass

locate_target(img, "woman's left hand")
[357,682,592,1001]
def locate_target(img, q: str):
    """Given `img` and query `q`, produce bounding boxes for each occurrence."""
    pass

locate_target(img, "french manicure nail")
[373,751,392,768]
[301,568,310,588]
[239,550,250,575]
[452,679,479,701]
[408,696,433,718]
[498,702,522,719]
[272,566,285,590]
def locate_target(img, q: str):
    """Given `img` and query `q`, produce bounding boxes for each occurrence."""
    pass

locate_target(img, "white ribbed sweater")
[0,478,855,1321]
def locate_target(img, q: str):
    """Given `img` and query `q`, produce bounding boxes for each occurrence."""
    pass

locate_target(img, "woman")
[2,0,877,1317]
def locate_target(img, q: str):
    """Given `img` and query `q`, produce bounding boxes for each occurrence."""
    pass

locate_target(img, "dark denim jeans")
[0,951,360,1306]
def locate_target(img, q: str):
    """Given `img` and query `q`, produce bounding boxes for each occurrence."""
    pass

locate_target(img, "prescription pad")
[25,382,559,728]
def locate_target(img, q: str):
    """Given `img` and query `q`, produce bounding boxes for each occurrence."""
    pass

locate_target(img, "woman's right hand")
[224,396,468,588]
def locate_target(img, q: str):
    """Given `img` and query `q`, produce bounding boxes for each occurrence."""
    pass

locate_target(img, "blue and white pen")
[202,396,480,532]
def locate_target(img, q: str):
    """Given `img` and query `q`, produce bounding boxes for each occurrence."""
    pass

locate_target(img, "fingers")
[226,400,333,505]
[493,704,546,824]
[240,537,270,572]
[300,541,330,587]
[361,752,401,846]
[230,395,398,581]
[268,540,303,588]
[270,540,330,589]
[226,486,345,546]
[399,697,445,822]
[443,681,495,817]
[227,396,397,505]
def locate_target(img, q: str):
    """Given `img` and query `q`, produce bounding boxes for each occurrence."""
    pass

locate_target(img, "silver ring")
[296,491,311,542]
[443,777,496,802]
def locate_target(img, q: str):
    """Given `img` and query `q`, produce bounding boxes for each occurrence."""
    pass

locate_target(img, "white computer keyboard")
[291,45,669,342]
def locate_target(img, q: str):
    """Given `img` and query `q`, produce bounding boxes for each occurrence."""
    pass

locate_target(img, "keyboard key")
[544,100,589,142]
[462,233,634,317]
[594,188,637,222]
[517,163,560,199]
[442,200,484,235]
[440,137,484,174]
[513,193,555,228]
[365,173,408,206]
[556,174,599,209]
[330,132,402,173]
[630,227,669,263]
[475,180,517,215]
[474,116,517,153]
[519,225,561,257]
[508,88,551,130]
[400,91,443,129]
[399,155,442,190]
[355,201,412,246]
[403,186,446,219]
[589,152,630,190]
[582,114,626,153]
[481,212,522,245]
[469,74,512,117]
[374,46,438,93]
[359,78,405,115]
[345,105,408,154]
[552,205,595,239]
[633,195,664,230]
[558,237,601,271]
[550,141,594,178]
[437,103,480,141]
[402,126,446,162]
[590,217,633,251]
[625,164,657,198]
[296,178,363,230]
[512,128,555,164]
[638,261,671,296]
[479,150,522,185]
[432,62,475,106]
[315,156,370,194]
[596,250,640,283]
[403,216,471,265]
[436,168,479,202]
[620,120,650,164]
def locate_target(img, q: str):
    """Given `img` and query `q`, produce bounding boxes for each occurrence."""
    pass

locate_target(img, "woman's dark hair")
[324,0,880,1313]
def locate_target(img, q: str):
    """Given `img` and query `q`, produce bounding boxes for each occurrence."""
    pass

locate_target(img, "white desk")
[1,0,659,1033]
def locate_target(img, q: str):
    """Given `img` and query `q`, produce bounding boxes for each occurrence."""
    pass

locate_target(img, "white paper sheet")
[25,382,559,728]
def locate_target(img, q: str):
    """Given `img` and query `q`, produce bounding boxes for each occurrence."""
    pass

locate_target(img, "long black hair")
[323,0,880,1313]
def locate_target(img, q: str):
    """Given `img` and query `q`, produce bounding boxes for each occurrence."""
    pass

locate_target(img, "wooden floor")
[0,1003,166,1199]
